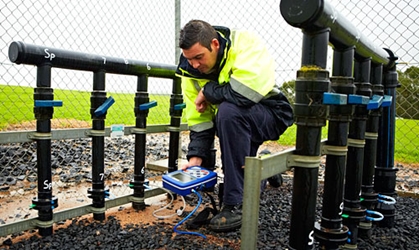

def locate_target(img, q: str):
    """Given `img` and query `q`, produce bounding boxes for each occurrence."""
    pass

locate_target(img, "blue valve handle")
[139,100,157,110]
[174,103,186,110]
[34,100,63,107]
[94,96,115,116]
[347,94,370,105]
[323,92,348,105]
[367,95,384,110]
[381,95,392,107]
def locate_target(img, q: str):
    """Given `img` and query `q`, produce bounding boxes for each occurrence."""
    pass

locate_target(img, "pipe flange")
[343,206,367,220]
[314,221,349,245]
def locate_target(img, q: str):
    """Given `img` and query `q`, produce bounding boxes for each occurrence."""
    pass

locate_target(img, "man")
[175,20,293,232]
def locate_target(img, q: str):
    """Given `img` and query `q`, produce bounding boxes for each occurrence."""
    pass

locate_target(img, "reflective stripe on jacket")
[176,28,276,132]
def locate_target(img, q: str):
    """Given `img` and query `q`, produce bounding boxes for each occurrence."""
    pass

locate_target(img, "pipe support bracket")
[287,154,321,168]
[321,144,348,156]
[347,138,366,148]
[27,132,52,140]
[85,129,106,137]
[130,128,147,134]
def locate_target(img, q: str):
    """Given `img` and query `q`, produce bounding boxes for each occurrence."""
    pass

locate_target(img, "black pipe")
[87,70,108,220]
[359,63,383,238]
[289,28,329,250]
[130,74,149,210]
[279,0,393,68]
[31,64,58,236]
[342,56,371,248]
[314,47,354,249]
[375,49,399,227]
[8,41,176,78]
[168,78,184,173]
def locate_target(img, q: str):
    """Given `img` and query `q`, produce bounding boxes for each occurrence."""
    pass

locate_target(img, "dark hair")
[179,20,218,51]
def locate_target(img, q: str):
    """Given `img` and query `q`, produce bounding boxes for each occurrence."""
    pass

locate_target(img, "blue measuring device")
[162,166,217,196]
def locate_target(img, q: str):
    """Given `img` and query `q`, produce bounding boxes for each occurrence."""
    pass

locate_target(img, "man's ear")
[211,38,220,50]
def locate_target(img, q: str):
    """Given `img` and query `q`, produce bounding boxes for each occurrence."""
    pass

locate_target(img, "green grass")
[394,118,419,164]
[0,85,175,129]
[1,84,418,164]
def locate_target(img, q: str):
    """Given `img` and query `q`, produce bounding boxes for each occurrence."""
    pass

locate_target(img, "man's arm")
[184,127,216,169]
[202,81,255,107]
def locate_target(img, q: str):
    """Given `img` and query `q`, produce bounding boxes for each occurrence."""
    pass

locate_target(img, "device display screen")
[171,172,196,183]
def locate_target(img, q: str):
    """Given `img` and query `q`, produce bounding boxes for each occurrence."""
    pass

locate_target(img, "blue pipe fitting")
[367,95,383,110]
[87,187,110,200]
[174,103,186,110]
[377,194,396,205]
[347,94,370,105]
[31,196,59,211]
[94,96,115,116]
[365,210,384,222]
[323,92,348,105]
[139,100,157,110]
[381,95,392,107]
[34,100,63,107]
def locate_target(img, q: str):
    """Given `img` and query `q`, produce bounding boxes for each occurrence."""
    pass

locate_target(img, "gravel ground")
[1,132,418,249]
[1,179,418,249]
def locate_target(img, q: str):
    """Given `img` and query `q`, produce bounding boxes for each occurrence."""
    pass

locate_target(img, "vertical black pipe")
[359,63,383,237]
[342,56,371,248]
[32,64,57,236]
[289,28,330,250]
[130,74,149,210]
[88,70,107,220]
[168,77,183,173]
[375,50,399,227]
[314,47,354,249]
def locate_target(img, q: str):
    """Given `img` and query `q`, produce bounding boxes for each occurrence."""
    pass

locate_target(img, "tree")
[396,66,419,120]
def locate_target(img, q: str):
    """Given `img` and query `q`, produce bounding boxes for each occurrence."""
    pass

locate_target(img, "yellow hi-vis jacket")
[176,28,276,132]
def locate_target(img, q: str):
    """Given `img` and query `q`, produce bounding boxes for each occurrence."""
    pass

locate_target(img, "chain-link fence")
[0,0,418,227]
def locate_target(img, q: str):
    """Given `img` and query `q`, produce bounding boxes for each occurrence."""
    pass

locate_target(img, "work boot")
[259,149,284,188]
[268,174,283,188]
[209,204,242,232]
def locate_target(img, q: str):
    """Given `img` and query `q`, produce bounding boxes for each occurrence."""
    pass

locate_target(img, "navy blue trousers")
[216,101,282,205]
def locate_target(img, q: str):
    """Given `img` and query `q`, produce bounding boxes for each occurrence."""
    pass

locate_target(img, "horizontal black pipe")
[9,41,176,78]
[280,0,393,67]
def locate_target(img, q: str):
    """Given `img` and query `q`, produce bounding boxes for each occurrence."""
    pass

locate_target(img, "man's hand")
[195,89,207,113]
[182,156,203,170]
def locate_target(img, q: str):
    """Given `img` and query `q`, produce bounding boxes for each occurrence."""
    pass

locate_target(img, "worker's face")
[182,39,219,74]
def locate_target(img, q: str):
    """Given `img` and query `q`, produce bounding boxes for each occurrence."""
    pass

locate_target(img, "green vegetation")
[0,84,418,164]
[394,118,419,164]
[0,85,175,129]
